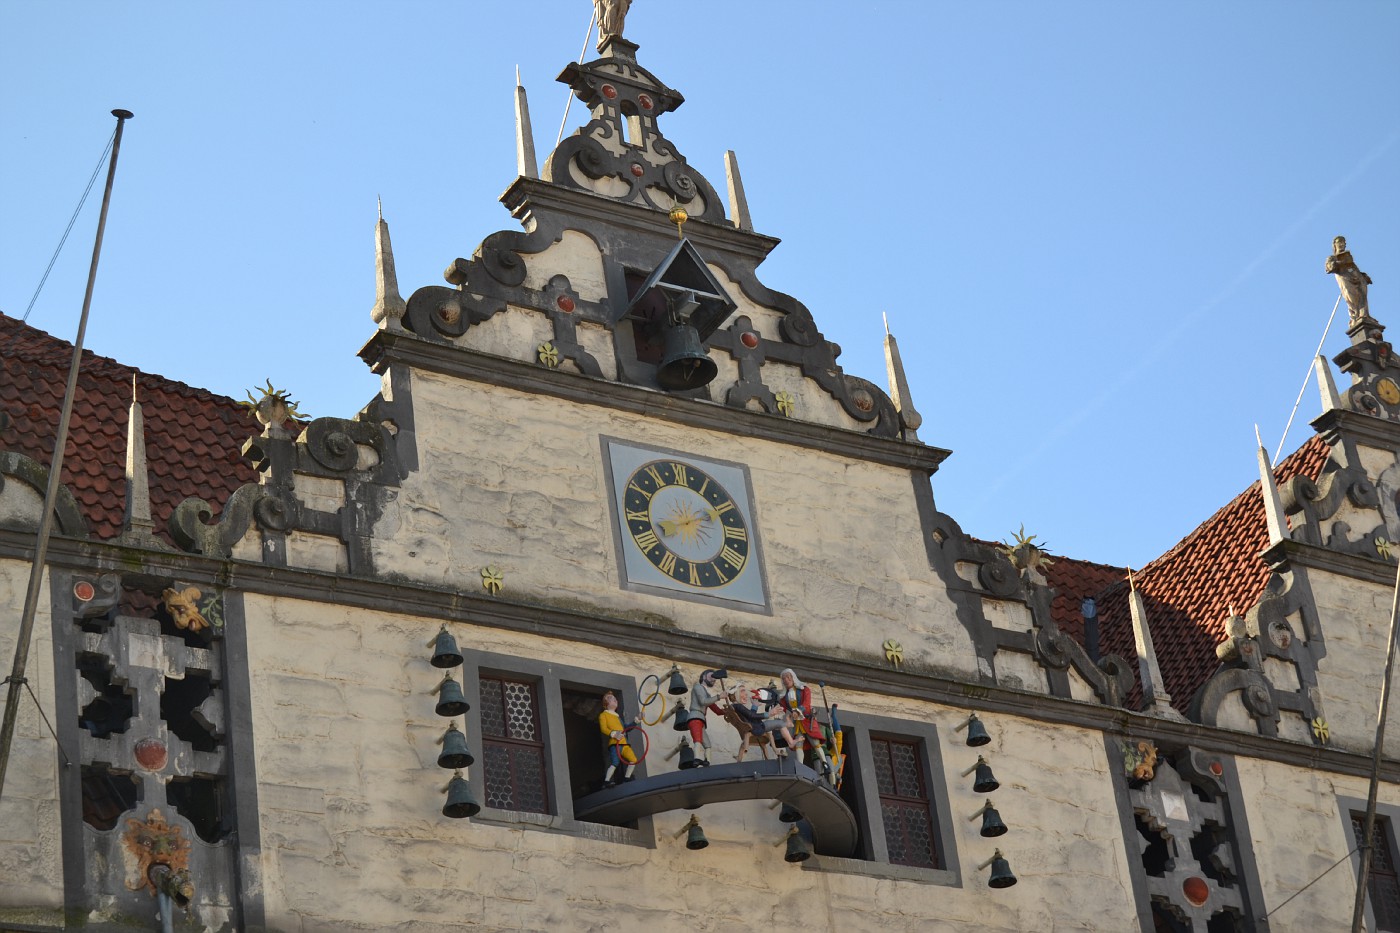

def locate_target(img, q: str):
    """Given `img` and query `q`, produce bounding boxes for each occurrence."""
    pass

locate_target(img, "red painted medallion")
[1182,876,1209,906]
[740,332,759,349]
[73,581,96,602]
[134,739,168,771]
[630,163,645,177]
[638,93,653,110]
[556,296,575,313]
[601,84,618,99]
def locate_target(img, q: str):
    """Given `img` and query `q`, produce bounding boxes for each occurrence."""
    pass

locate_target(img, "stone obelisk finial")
[371,198,407,331]
[1255,425,1288,547]
[1127,568,1186,720]
[883,313,923,442]
[724,150,753,232]
[123,374,154,537]
[1315,354,1341,413]
[515,66,538,179]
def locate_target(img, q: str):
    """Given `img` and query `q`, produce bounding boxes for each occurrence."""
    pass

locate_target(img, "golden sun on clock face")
[622,460,749,589]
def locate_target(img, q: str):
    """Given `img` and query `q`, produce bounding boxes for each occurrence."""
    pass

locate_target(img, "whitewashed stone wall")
[370,369,978,682]
[0,557,64,925]
[243,594,1137,932]
[1310,568,1400,755]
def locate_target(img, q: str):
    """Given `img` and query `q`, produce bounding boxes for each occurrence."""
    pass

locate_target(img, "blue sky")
[3,1,1398,569]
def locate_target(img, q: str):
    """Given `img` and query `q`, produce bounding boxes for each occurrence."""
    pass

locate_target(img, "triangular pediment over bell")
[625,238,736,341]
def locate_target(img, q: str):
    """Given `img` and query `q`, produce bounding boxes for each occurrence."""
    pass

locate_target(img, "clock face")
[604,440,768,611]
[1378,377,1400,405]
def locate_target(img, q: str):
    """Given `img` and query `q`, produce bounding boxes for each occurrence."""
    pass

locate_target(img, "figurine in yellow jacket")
[600,691,637,786]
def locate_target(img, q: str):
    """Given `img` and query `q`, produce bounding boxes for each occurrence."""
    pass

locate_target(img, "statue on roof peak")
[1326,235,1373,326]
[594,0,631,47]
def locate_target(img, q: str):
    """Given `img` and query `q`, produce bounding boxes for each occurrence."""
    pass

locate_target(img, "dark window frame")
[807,709,960,886]
[463,651,654,847]
[1345,799,1400,932]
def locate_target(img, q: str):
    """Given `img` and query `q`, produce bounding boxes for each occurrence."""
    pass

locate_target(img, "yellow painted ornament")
[1311,717,1330,744]
[481,566,504,595]
[883,639,904,668]
[775,391,796,417]
[537,342,560,368]
[669,205,688,239]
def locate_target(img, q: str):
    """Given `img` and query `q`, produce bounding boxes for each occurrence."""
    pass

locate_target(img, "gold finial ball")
[669,206,688,227]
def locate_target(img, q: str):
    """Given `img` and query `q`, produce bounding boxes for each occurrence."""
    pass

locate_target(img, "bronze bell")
[673,703,692,732]
[783,826,812,863]
[965,714,991,747]
[972,756,1000,794]
[979,803,1008,838]
[438,723,474,769]
[430,627,463,668]
[667,664,688,696]
[684,816,709,851]
[442,771,481,819]
[987,850,1018,888]
[677,742,698,769]
[655,322,717,391]
[435,673,470,717]
[778,803,803,823]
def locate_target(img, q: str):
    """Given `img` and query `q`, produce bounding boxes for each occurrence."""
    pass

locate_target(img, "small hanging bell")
[656,322,717,392]
[677,742,698,770]
[667,665,688,696]
[783,825,812,863]
[979,803,1007,838]
[684,815,709,850]
[673,703,692,732]
[987,850,1017,888]
[442,771,481,819]
[972,756,1000,794]
[430,627,463,668]
[965,714,991,747]
[435,673,470,717]
[778,803,803,823]
[438,723,474,769]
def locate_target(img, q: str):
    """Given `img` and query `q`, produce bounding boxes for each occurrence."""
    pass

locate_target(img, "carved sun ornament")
[537,342,560,368]
[999,524,1054,574]
[883,639,904,668]
[481,566,504,595]
[240,379,305,426]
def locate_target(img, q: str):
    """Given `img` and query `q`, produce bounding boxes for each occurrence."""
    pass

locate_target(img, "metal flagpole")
[1352,555,1400,931]
[0,109,133,800]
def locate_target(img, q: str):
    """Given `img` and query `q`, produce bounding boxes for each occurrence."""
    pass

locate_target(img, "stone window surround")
[807,710,961,887]
[461,651,655,847]
[1340,794,1400,933]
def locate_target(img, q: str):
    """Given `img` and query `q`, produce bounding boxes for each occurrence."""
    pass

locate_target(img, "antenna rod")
[0,108,133,799]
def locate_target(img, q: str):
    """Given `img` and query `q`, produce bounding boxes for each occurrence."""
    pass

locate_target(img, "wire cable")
[1262,844,1358,919]
[0,676,71,767]
[555,8,597,147]
[1275,295,1343,462]
[19,127,118,323]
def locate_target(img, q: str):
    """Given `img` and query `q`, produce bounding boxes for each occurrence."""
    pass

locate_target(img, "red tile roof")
[1089,435,1332,711]
[1,312,259,543]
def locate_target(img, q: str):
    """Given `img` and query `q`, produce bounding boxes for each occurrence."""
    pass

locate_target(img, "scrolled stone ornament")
[662,160,698,203]
[1242,682,1275,717]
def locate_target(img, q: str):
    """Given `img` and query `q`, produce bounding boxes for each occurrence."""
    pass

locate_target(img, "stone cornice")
[1311,407,1400,451]
[358,329,952,473]
[10,529,1396,785]
[500,176,782,264]
[1264,539,1400,585]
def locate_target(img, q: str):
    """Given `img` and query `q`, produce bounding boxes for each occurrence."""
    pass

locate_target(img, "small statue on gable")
[1326,236,1374,326]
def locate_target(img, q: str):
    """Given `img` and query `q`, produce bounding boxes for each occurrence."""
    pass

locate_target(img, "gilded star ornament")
[537,342,560,368]
[883,639,904,668]
[775,391,796,417]
[1311,717,1330,744]
[481,566,504,595]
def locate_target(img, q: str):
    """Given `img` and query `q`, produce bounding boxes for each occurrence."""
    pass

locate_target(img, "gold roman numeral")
[688,563,702,586]
[625,508,650,523]
[671,463,688,485]
[645,465,665,487]
[634,529,659,551]
[628,481,652,501]
[720,545,745,569]
[724,524,747,541]
[658,551,677,575]
[713,500,735,515]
